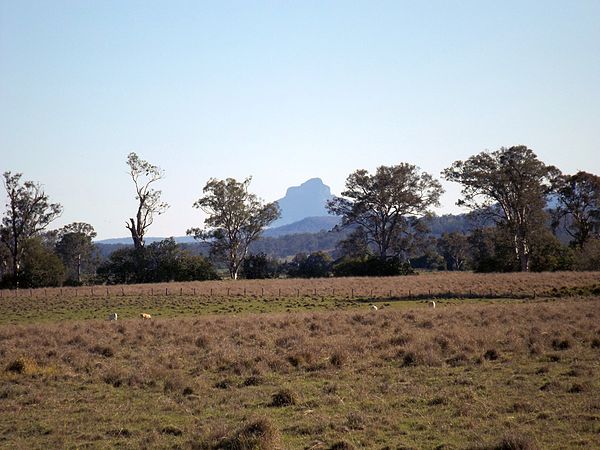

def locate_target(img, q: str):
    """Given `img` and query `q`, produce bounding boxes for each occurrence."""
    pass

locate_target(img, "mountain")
[272,178,336,227]
[263,216,340,237]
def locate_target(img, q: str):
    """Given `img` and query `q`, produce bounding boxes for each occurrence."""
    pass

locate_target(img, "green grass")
[0,290,533,325]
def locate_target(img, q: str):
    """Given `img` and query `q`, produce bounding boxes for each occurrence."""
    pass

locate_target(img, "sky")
[1,1,599,240]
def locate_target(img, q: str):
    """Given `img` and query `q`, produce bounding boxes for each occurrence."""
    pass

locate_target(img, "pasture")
[0,273,599,449]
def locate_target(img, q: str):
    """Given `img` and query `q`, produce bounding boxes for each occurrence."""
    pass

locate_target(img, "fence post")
[351,288,354,298]
[91,287,94,296]
[409,289,412,299]
[227,287,230,296]
[332,288,335,296]
[262,287,264,296]
[106,287,109,297]
[533,289,536,299]
[165,287,168,296]
[389,289,392,297]
[278,288,281,297]
[75,288,78,296]
[180,287,183,295]
[244,288,247,297]
[297,289,300,297]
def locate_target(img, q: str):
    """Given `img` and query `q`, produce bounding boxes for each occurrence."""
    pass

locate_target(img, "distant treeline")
[2,146,599,287]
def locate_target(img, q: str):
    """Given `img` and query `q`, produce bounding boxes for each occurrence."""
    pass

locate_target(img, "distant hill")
[263,216,340,237]
[95,215,341,245]
[95,236,196,245]
[272,178,336,227]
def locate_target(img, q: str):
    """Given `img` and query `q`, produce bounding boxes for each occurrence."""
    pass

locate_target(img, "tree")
[55,222,99,284]
[437,232,470,271]
[573,238,600,271]
[467,226,517,273]
[327,164,443,260]
[18,237,66,288]
[552,171,600,249]
[334,227,372,261]
[125,152,169,249]
[187,177,280,279]
[443,146,560,271]
[0,172,62,286]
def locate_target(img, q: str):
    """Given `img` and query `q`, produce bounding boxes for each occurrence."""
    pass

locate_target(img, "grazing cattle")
[107,313,118,321]
[140,313,152,319]
[429,300,436,308]
[370,304,378,311]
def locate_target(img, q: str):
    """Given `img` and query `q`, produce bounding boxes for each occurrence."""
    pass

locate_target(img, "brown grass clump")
[210,417,281,450]
[90,345,115,357]
[6,356,39,375]
[329,441,357,450]
[269,388,297,407]
[329,350,347,368]
[471,433,538,450]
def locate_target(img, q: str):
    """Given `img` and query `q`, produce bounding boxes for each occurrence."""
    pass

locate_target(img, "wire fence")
[0,285,554,301]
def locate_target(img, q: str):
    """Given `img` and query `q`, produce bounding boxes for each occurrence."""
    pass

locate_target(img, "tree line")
[1,145,599,288]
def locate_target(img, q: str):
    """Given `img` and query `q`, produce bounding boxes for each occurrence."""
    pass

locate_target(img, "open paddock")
[2,271,599,301]
[0,297,599,449]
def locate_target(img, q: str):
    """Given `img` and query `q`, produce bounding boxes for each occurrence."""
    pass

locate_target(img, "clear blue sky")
[1,1,599,239]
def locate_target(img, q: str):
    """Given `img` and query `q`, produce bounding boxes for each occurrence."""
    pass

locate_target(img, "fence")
[0,285,546,301]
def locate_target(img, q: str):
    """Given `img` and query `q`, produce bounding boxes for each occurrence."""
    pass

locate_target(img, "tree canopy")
[327,164,443,260]
[187,177,280,279]
[0,172,62,286]
[55,222,99,284]
[552,171,600,249]
[443,146,560,271]
[125,152,169,249]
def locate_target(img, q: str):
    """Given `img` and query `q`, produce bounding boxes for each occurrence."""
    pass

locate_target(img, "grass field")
[1,274,599,449]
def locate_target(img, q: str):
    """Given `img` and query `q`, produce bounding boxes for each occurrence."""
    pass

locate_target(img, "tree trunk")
[127,218,144,249]
[515,235,530,272]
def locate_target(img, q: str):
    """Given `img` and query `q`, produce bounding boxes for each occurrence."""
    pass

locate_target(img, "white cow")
[140,313,152,319]
[107,312,118,321]
[370,304,378,311]
[429,300,436,308]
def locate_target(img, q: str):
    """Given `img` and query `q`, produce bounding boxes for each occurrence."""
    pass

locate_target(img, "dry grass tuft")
[270,388,297,407]
[329,441,357,450]
[471,433,538,450]
[210,417,281,450]
[6,356,39,375]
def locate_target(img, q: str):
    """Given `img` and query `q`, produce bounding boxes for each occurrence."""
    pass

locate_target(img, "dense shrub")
[332,257,414,277]
[286,252,332,278]
[241,252,282,279]
[96,238,219,284]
